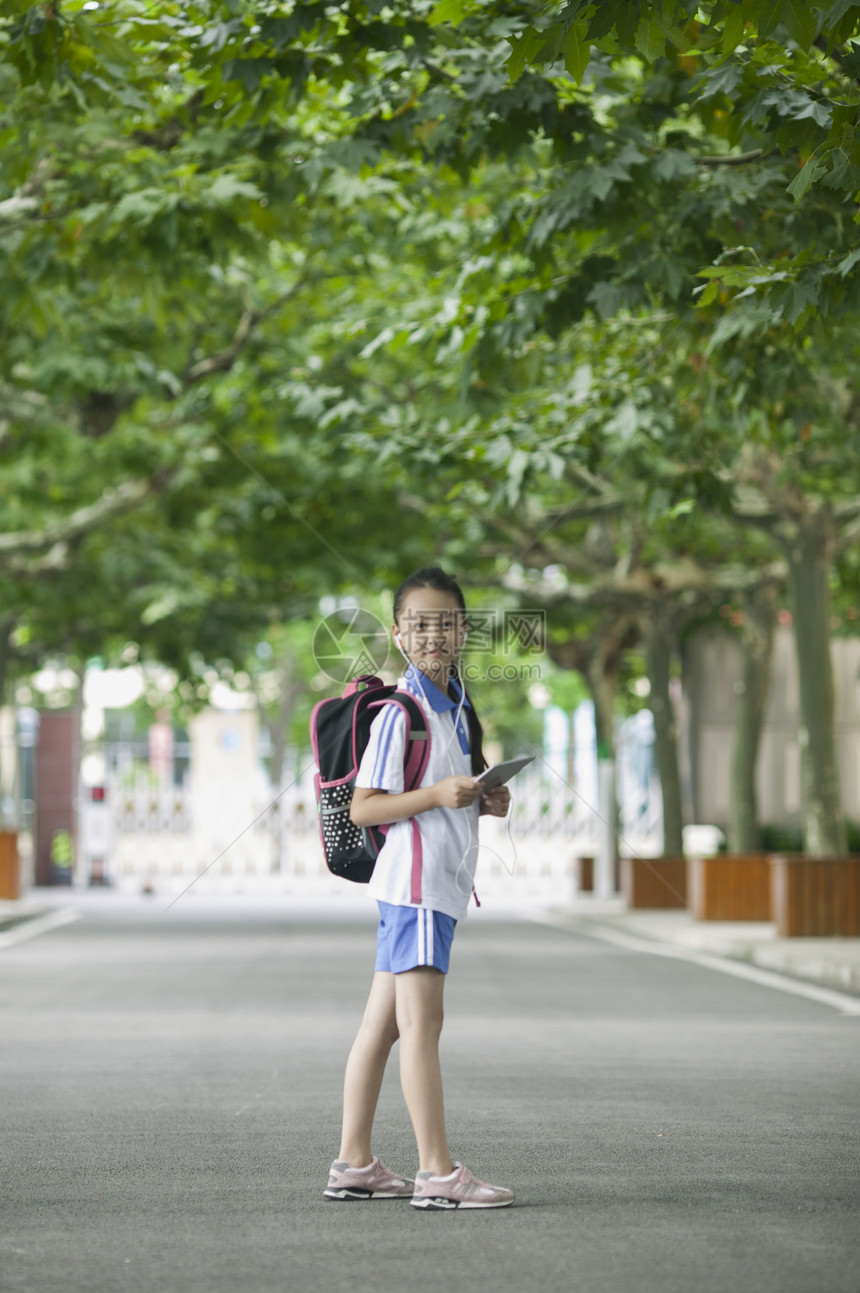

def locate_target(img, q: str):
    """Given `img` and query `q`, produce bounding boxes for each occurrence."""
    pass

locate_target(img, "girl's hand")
[433,776,483,809]
[480,786,511,818]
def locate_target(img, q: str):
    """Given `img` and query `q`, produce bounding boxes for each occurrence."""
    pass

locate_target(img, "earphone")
[391,627,476,895]
[390,622,517,895]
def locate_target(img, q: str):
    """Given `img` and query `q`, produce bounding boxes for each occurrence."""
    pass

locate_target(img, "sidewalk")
[548,904,860,997]
[0,893,52,932]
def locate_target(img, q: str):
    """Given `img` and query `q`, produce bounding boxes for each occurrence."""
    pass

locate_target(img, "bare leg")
[395,967,454,1176]
[338,971,399,1167]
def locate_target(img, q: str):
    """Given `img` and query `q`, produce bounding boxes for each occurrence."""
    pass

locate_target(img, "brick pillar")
[34,712,79,886]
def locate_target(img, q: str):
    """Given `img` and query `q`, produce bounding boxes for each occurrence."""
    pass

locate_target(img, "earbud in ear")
[394,631,403,649]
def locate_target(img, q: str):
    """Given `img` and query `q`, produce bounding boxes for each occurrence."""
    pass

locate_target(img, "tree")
[5,0,859,863]
[1,0,449,713]
[357,0,860,856]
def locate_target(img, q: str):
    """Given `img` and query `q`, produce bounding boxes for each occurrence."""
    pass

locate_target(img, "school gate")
[82,708,662,905]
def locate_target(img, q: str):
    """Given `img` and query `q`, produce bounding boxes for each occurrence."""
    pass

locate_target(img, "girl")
[323,567,514,1210]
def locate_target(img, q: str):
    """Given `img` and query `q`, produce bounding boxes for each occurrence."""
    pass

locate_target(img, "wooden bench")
[770,855,860,936]
[621,856,687,909]
[688,853,771,921]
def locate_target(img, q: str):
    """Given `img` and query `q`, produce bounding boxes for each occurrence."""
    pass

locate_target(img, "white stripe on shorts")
[416,909,434,966]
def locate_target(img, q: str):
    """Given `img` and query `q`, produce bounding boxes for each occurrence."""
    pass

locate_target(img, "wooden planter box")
[688,853,771,921]
[770,855,860,937]
[621,856,687,909]
[575,856,594,893]
[0,832,21,901]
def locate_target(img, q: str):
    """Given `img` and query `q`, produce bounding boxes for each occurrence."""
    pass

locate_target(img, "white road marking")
[530,914,860,1017]
[0,908,81,950]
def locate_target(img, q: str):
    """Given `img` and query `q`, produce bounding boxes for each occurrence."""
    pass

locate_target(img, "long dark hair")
[393,566,487,776]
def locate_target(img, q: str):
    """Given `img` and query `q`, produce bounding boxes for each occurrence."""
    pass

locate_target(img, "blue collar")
[403,663,471,714]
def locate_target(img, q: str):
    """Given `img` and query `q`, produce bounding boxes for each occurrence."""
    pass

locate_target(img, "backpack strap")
[369,691,431,905]
[367,691,431,792]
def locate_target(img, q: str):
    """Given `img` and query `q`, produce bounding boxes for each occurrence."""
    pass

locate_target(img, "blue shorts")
[374,902,457,975]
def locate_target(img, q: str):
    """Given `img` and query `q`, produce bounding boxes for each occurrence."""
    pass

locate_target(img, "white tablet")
[474,755,535,791]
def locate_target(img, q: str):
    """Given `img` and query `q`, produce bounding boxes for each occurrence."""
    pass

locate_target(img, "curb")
[0,908,81,950]
[535,910,860,1016]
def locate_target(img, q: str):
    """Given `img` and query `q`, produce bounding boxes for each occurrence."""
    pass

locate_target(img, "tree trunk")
[586,631,625,890]
[587,652,617,766]
[0,618,12,713]
[643,611,684,856]
[0,618,14,825]
[729,584,778,852]
[268,653,303,793]
[780,508,846,857]
[586,654,619,893]
[262,650,305,875]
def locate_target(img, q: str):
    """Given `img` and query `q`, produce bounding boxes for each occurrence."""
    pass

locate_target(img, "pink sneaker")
[411,1162,514,1210]
[323,1156,414,1201]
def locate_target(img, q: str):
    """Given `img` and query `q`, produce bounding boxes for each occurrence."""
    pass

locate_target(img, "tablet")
[474,755,535,791]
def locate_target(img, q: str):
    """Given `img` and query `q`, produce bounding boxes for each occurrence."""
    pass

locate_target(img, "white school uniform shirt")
[355,664,480,922]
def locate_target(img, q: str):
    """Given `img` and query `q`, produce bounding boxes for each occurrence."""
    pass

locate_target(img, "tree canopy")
[3,0,860,850]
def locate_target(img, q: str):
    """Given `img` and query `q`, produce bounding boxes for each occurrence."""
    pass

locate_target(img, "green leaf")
[428,0,471,26]
[822,152,860,192]
[786,153,827,201]
[587,281,623,318]
[786,275,820,323]
[835,248,860,277]
[780,0,817,48]
[757,0,784,39]
[823,0,860,25]
[695,280,721,308]
[634,14,666,61]
[221,58,273,92]
[722,3,747,55]
[205,174,263,205]
[533,23,566,66]
[563,18,591,84]
[615,0,641,45]
[507,29,544,81]
[587,0,630,40]
[606,398,638,442]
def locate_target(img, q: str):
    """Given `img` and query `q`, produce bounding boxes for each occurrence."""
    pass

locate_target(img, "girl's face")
[394,587,466,689]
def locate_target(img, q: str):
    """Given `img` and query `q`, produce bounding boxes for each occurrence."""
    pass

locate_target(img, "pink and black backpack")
[309,675,431,883]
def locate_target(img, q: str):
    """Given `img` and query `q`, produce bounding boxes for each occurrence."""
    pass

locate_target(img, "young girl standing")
[323,567,514,1210]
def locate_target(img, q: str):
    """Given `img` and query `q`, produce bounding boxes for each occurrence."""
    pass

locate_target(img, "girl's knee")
[395,980,445,1037]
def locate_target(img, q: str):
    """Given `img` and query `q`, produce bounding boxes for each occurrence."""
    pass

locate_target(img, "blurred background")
[2,0,860,912]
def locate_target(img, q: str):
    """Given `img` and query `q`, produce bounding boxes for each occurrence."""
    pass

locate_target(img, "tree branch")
[834,496,860,524]
[696,149,766,167]
[181,277,313,386]
[184,306,257,384]
[0,477,157,560]
[500,556,786,608]
[835,511,860,552]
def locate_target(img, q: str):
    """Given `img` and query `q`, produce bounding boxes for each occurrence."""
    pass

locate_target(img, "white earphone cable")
[393,638,477,899]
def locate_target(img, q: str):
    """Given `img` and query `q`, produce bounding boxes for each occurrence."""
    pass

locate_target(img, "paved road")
[1,896,858,1293]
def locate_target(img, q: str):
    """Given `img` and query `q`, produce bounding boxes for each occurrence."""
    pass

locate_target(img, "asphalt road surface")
[1,895,858,1293]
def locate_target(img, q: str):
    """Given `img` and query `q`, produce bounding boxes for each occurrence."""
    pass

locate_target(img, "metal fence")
[93,729,662,903]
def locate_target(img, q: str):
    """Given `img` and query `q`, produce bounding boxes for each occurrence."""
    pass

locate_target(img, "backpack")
[310,674,431,883]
